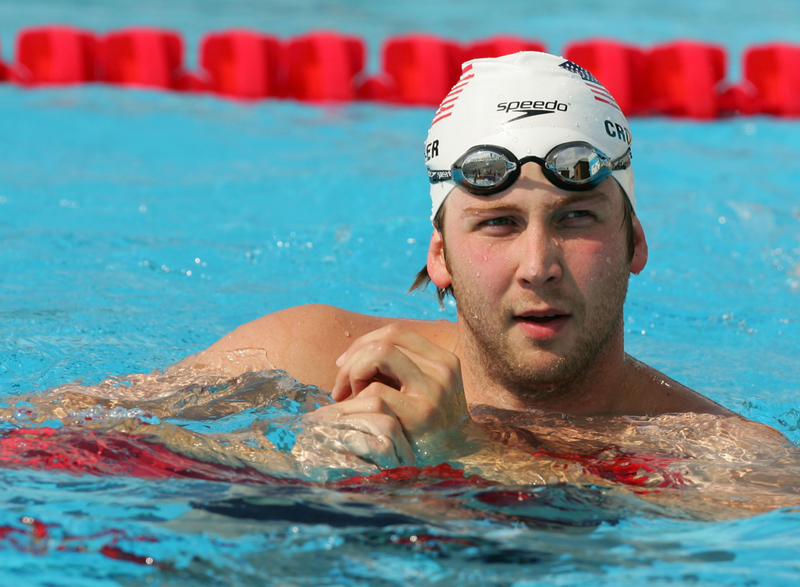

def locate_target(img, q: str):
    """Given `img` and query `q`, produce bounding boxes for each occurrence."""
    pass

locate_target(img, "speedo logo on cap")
[497,99,569,123]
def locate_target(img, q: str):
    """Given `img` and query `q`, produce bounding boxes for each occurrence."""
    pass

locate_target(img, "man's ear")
[427,229,452,288]
[630,216,648,275]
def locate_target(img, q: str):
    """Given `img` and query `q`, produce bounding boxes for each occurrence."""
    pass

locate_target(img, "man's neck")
[453,322,634,415]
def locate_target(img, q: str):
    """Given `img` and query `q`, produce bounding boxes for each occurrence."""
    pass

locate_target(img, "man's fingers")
[325,322,472,465]
[332,341,464,432]
[355,384,438,439]
[303,397,416,466]
[297,425,402,470]
[335,415,416,466]
[310,394,396,419]
[332,339,430,401]
[335,323,457,372]
[324,381,453,442]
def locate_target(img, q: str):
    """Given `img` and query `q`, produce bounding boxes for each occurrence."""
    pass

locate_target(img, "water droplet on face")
[476,272,481,277]
[512,137,518,143]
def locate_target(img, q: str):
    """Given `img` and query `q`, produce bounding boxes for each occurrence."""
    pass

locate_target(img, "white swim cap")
[424,51,635,220]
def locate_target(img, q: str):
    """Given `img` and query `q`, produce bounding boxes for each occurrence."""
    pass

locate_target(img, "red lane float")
[200,30,281,99]
[463,35,546,62]
[743,43,800,117]
[367,34,463,105]
[718,83,757,116]
[0,39,8,82]
[98,28,200,91]
[565,39,649,116]
[5,25,800,118]
[644,40,727,119]
[14,26,97,85]
[284,31,365,101]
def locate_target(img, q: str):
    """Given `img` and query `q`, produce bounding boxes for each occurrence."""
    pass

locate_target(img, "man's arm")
[185,306,486,470]
[179,304,389,389]
[181,304,457,391]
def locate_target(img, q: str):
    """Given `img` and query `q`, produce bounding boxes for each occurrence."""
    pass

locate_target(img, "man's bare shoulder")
[188,304,457,390]
[624,355,735,416]
[620,357,788,443]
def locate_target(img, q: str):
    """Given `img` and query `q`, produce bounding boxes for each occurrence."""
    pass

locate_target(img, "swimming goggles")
[427,142,632,196]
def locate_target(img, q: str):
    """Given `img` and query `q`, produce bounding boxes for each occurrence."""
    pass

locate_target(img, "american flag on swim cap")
[431,64,475,127]
[559,60,621,111]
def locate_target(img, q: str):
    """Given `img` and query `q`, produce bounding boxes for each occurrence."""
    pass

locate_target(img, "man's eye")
[482,217,514,227]
[560,210,597,224]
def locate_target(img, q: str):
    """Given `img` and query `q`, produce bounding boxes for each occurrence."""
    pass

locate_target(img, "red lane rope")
[4,27,800,117]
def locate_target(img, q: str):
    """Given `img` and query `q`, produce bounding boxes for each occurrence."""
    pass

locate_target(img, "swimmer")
[179,52,787,472]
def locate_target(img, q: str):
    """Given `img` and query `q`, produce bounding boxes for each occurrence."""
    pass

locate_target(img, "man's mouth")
[518,314,565,324]
[514,310,570,339]
[516,308,570,322]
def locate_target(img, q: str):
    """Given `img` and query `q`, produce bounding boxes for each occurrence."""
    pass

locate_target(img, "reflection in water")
[3,369,800,523]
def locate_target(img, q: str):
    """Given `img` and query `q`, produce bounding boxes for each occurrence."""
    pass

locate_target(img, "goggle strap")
[611,149,632,171]
[428,169,453,184]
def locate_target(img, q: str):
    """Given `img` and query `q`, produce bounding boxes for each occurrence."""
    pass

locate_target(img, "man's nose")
[516,227,563,288]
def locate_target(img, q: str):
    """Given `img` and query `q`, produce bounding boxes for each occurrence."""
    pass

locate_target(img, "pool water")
[2,1,800,585]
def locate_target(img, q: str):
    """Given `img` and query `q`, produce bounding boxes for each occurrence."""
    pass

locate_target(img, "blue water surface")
[1,1,800,585]
[2,88,798,408]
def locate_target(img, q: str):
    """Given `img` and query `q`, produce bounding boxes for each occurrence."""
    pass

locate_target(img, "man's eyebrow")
[461,191,613,216]
[461,203,526,216]
[556,191,612,206]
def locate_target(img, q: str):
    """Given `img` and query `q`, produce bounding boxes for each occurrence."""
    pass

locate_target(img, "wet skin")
[183,163,762,468]
[426,164,646,412]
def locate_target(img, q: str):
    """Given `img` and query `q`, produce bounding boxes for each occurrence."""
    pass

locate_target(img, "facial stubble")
[450,256,631,404]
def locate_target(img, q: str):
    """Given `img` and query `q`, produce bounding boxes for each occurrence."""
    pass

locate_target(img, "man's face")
[427,164,647,400]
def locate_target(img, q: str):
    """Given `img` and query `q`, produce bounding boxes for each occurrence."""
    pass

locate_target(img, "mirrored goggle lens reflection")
[460,151,515,187]
[547,145,608,183]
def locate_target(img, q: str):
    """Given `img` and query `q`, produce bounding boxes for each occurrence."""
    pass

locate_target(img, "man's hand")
[302,324,483,467]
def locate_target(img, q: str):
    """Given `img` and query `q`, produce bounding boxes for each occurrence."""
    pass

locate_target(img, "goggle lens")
[546,144,606,183]
[458,151,517,188]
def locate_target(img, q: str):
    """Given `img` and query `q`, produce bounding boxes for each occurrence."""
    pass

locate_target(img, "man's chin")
[507,324,577,358]
[486,349,575,390]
